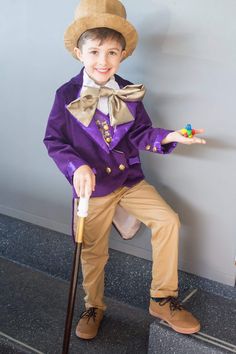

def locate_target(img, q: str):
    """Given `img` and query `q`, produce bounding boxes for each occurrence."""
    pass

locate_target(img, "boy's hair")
[77,27,126,51]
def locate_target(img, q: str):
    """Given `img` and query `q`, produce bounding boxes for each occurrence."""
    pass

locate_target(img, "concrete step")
[1,213,235,309]
[148,289,236,353]
[1,213,236,354]
[148,324,235,354]
[0,257,152,354]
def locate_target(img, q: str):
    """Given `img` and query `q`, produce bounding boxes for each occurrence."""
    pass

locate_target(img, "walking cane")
[62,195,90,354]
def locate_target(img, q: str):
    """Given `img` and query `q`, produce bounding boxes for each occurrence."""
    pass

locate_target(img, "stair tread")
[1,212,235,314]
[148,324,235,354]
[1,214,236,353]
[184,289,236,344]
[148,289,236,353]
[0,257,152,354]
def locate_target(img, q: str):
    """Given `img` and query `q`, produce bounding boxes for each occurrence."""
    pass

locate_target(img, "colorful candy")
[180,124,196,138]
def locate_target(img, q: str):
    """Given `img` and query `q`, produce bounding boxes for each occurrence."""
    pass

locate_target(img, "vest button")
[152,146,157,152]
[119,164,126,171]
[145,144,151,151]
[106,167,112,174]
[103,124,109,131]
[105,137,112,143]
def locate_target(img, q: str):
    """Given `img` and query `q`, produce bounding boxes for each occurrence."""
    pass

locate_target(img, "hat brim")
[64,14,138,60]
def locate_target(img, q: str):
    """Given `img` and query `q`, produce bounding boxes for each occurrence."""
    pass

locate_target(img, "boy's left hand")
[162,129,206,145]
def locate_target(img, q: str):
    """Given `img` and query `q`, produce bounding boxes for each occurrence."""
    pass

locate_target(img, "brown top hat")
[64,0,138,60]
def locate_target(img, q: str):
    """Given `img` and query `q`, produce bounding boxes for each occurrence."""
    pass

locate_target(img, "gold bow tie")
[66,84,146,127]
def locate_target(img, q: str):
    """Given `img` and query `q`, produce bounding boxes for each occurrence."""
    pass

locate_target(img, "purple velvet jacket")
[44,68,177,197]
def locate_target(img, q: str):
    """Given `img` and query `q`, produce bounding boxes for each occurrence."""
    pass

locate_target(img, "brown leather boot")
[75,307,104,339]
[149,297,200,334]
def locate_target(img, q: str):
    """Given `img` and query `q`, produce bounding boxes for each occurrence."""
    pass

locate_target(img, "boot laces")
[160,296,183,312]
[80,307,98,323]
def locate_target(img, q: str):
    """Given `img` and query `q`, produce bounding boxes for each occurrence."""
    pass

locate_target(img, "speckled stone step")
[1,214,236,353]
[1,213,235,313]
[0,257,152,354]
[148,324,234,354]
[0,337,35,354]
[148,289,236,354]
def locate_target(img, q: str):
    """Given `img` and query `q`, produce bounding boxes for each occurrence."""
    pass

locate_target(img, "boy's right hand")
[73,165,96,198]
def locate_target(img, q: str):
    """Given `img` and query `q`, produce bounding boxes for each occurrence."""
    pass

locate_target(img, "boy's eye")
[90,50,98,55]
[109,51,117,56]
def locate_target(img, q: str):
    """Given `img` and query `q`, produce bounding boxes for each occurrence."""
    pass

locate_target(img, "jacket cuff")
[67,160,88,184]
[144,129,178,154]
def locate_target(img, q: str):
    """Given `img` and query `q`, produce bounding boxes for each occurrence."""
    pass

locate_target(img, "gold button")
[106,167,112,174]
[105,137,112,143]
[153,146,157,152]
[119,164,126,171]
[103,124,109,131]
[145,145,151,151]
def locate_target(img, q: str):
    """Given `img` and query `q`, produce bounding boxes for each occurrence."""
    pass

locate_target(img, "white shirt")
[81,70,120,115]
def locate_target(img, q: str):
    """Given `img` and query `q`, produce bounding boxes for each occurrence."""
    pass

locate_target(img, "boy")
[44,0,206,340]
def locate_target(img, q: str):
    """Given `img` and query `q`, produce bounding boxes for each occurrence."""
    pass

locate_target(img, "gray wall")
[0,0,235,286]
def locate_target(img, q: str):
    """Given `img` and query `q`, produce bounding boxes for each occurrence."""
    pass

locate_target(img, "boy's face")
[74,38,126,85]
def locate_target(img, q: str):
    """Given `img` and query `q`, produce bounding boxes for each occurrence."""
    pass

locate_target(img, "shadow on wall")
[174,137,236,159]
[135,7,236,159]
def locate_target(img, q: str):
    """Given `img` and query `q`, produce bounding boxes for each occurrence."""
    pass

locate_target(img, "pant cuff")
[85,302,107,311]
[150,289,178,298]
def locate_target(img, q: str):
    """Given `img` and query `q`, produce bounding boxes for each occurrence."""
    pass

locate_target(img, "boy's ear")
[74,47,83,62]
[121,50,127,60]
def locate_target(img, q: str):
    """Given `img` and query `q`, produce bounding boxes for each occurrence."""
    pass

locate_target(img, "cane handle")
[77,196,89,217]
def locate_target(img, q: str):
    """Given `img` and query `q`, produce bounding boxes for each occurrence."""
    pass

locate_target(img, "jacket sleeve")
[43,90,89,184]
[129,101,177,154]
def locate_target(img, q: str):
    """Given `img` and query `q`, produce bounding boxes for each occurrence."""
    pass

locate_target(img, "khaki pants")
[76,180,180,310]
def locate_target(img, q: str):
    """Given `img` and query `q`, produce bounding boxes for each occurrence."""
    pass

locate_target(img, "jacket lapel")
[78,115,110,153]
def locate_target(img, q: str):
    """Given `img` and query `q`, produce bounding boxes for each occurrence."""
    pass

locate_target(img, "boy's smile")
[74,38,126,86]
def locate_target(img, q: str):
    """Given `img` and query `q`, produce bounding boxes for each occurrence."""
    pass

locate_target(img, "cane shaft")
[75,217,85,243]
[62,216,85,354]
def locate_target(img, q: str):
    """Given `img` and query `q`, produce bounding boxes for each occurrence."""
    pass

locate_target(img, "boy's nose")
[98,54,107,66]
